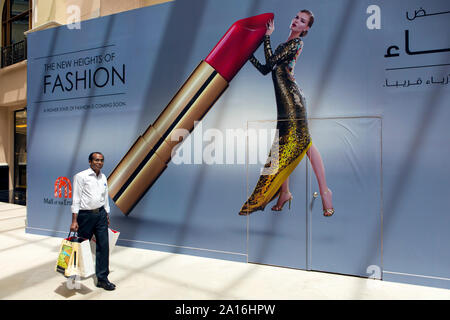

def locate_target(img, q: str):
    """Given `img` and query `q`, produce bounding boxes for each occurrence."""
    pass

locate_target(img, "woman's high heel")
[321,188,335,217]
[271,192,293,211]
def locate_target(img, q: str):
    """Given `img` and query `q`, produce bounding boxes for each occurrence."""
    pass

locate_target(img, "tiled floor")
[0,202,449,300]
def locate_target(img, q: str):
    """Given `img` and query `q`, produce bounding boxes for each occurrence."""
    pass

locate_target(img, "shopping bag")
[78,238,95,278]
[90,228,120,256]
[55,232,81,277]
[108,228,120,254]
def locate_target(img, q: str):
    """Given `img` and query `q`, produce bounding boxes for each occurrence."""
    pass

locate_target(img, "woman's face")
[290,11,310,35]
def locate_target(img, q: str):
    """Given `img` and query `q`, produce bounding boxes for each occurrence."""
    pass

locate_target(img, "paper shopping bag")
[78,238,95,278]
[90,228,120,256]
[108,228,120,254]
[55,233,81,277]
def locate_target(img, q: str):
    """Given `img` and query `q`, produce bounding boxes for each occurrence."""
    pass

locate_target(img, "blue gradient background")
[26,0,450,289]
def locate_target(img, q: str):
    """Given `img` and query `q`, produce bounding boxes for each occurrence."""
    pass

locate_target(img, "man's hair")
[89,152,104,161]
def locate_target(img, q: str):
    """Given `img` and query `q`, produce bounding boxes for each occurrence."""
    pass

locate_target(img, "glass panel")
[11,0,29,18]
[308,117,382,278]
[0,165,9,203]
[2,22,6,47]
[11,13,28,44]
[14,109,27,205]
[246,119,308,270]
[2,2,7,21]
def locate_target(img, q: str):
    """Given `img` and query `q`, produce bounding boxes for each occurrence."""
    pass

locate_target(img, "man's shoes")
[96,279,116,291]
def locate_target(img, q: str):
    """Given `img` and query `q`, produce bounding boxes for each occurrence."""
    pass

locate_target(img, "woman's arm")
[248,19,275,76]
[264,35,302,69]
[249,37,302,75]
[249,54,271,75]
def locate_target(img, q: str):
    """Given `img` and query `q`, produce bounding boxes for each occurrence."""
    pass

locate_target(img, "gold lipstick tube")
[108,61,228,215]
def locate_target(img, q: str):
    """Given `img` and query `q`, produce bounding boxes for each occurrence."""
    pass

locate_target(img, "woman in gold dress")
[239,10,334,217]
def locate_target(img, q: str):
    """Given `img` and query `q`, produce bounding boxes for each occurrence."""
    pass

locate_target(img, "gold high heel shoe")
[271,192,293,211]
[238,187,283,216]
[321,188,335,217]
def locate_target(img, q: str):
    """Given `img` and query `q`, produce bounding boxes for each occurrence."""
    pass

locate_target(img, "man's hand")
[70,221,79,232]
[70,213,78,232]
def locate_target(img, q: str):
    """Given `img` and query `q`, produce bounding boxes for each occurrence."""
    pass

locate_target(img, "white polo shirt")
[71,168,110,214]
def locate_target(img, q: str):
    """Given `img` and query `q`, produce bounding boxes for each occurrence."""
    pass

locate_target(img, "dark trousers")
[77,207,109,281]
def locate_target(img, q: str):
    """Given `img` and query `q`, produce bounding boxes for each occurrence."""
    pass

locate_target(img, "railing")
[1,39,27,68]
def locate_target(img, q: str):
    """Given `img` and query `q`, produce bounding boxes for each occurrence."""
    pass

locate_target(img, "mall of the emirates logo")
[43,177,73,206]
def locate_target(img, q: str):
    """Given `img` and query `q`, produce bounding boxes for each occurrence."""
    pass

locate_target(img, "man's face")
[89,153,104,172]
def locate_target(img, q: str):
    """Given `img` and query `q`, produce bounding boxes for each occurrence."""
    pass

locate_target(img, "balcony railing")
[1,39,27,68]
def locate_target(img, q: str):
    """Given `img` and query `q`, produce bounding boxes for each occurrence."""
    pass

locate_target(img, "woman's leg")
[271,177,293,210]
[306,143,334,215]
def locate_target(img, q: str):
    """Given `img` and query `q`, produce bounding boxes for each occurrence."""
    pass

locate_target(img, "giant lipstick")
[108,13,274,215]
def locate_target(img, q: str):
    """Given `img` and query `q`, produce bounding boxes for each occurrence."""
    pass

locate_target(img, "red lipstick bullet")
[108,13,274,215]
[206,13,274,81]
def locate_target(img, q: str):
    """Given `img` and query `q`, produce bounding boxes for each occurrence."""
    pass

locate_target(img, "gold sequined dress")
[239,35,312,215]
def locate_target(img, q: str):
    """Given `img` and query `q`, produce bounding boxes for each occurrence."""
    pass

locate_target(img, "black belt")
[79,206,104,214]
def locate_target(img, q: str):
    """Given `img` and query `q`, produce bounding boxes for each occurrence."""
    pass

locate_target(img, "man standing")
[70,152,116,291]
